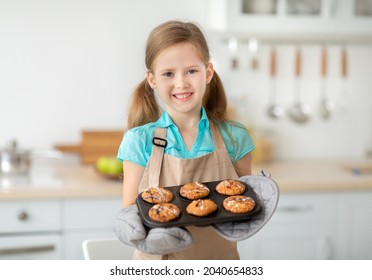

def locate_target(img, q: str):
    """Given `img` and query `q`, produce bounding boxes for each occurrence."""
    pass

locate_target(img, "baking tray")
[136,180,262,228]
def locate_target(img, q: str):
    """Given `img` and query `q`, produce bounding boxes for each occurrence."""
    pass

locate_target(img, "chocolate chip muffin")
[223,195,256,214]
[179,182,210,200]
[141,186,173,204]
[186,199,218,217]
[148,203,181,223]
[215,179,246,196]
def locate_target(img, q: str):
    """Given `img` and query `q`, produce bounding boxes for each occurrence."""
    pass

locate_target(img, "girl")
[116,20,255,260]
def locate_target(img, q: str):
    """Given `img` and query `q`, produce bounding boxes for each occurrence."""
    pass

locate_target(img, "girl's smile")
[172,92,193,101]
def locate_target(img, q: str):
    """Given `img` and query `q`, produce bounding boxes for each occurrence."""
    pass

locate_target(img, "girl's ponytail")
[203,70,228,124]
[127,79,161,129]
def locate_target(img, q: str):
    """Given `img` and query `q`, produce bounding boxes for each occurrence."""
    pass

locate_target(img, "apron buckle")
[152,137,167,148]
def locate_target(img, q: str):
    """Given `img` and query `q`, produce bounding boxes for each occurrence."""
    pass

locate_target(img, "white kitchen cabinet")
[334,191,372,260]
[239,192,336,259]
[0,234,63,260]
[61,197,123,259]
[207,0,372,41]
[0,197,124,260]
[0,200,63,259]
[0,200,62,233]
[239,190,372,260]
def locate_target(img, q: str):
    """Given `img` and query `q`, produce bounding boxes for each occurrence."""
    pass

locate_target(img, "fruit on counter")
[96,157,123,175]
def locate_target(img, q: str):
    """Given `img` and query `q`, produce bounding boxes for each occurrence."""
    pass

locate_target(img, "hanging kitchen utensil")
[339,46,348,112]
[319,46,334,119]
[288,47,311,123]
[228,37,239,70]
[248,37,260,70]
[266,47,284,119]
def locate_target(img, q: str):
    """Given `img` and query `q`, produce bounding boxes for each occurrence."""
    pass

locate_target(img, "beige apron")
[133,122,240,260]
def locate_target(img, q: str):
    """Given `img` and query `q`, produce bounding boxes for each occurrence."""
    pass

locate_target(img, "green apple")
[96,157,110,173]
[96,157,123,175]
[106,158,123,175]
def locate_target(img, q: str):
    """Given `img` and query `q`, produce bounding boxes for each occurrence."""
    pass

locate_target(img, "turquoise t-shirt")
[117,107,255,167]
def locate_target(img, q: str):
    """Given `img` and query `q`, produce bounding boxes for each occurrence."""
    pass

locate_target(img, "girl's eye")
[162,72,173,77]
[187,69,197,75]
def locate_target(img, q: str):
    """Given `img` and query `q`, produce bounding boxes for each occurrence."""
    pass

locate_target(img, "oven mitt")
[212,171,279,241]
[114,204,193,255]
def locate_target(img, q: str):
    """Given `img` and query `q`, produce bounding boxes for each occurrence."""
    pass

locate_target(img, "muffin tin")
[136,180,262,228]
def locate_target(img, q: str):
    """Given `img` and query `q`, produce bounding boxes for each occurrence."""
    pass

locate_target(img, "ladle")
[288,47,311,123]
[319,46,334,119]
[267,47,284,119]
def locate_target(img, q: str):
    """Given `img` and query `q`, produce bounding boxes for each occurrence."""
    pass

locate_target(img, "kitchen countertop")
[0,161,123,200]
[253,159,372,193]
[0,159,371,200]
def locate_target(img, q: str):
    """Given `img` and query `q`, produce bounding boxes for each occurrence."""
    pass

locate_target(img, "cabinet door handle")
[0,245,55,255]
[277,205,313,213]
[18,211,29,221]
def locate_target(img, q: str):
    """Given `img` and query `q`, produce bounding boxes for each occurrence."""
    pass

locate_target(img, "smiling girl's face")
[146,42,214,118]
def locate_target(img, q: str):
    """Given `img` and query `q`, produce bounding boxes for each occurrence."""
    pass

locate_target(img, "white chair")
[82,237,134,260]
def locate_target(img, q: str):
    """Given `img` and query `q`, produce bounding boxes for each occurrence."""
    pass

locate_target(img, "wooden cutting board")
[55,130,125,164]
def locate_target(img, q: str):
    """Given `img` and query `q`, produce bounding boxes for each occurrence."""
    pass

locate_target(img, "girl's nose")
[175,74,189,89]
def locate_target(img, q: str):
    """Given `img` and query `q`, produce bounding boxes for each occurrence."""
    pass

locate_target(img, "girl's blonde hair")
[127,20,228,129]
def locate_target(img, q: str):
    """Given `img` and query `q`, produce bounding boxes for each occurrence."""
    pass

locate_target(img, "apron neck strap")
[148,127,167,188]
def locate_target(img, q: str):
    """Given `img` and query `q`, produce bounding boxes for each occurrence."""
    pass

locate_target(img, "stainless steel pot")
[0,141,31,175]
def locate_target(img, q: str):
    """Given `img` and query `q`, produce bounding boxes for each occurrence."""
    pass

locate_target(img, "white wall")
[0,0,208,149]
[1,0,372,161]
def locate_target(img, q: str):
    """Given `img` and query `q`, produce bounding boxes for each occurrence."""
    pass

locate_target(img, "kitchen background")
[1,0,372,260]
[1,0,372,160]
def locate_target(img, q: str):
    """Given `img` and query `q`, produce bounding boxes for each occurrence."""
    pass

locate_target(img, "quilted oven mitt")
[114,204,193,255]
[212,171,279,241]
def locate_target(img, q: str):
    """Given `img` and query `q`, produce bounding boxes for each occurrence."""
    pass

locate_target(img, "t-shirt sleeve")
[117,128,149,167]
[222,122,255,163]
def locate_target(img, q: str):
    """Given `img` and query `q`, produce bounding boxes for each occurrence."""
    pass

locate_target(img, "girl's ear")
[206,62,214,84]
[146,71,156,89]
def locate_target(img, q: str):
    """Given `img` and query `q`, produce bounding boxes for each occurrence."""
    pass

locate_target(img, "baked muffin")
[148,203,181,223]
[186,199,218,217]
[179,182,210,200]
[141,186,173,204]
[215,179,246,196]
[223,195,256,214]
